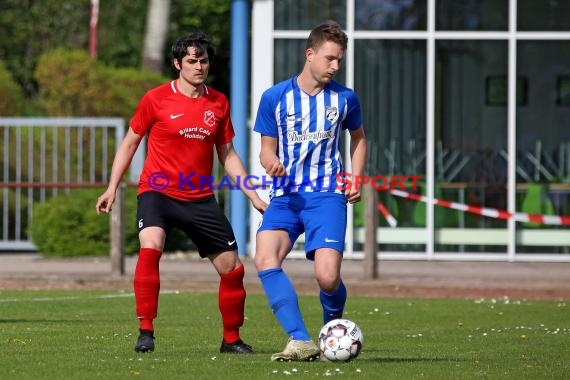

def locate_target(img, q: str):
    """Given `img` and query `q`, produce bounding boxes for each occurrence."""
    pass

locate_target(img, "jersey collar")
[170,80,209,96]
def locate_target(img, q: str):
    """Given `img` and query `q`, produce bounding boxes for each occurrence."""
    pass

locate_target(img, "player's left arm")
[217,142,267,214]
[346,127,367,204]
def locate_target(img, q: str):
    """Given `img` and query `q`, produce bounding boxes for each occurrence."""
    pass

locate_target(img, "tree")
[0,0,232,99]
[169,0,233,92]
[0,60,25,115]
[0,0,89,96]
[142,0,171,72]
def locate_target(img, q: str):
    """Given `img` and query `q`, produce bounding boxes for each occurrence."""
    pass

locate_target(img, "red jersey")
[130,80,235,201]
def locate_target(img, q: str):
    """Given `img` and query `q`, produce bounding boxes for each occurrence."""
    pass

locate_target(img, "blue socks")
[320,280,346,324]
[259,268,347,338]
[258,268,311,341]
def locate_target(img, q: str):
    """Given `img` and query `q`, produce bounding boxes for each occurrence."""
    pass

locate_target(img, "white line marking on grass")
[0,290,180,303]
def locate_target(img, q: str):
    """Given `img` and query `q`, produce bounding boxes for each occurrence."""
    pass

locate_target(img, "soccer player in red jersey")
[96,32,266,354]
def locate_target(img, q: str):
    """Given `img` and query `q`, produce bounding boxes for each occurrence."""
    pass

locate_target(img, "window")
[436,0,508,31]
[355,0,426,30]
[274,0,346,30]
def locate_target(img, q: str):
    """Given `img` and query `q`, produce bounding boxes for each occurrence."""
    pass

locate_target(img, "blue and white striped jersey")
[254,76,363,197]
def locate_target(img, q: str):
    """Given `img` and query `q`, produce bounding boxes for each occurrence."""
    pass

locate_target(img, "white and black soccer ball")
[318,318,363,362]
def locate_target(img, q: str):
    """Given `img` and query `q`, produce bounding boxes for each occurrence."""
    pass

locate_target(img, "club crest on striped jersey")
[325,106,338,122]
[204,110,216,127]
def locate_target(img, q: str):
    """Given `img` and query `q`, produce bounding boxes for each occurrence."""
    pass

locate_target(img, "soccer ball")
[318,318,363,362]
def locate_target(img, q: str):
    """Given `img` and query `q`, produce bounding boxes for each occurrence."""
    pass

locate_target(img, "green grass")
[0,290,568,379]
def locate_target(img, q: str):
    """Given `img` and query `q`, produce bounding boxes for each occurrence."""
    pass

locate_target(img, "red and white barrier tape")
[376,201,398,227]
[387,189,570,226]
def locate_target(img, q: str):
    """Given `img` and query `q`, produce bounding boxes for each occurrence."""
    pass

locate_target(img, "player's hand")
[96,190,116,214]
[265,158,286,177]
[345,187,361,204]
[251,198,268,214]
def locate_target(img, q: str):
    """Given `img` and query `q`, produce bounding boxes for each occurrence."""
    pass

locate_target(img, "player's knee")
[210,250,241,275]
[316,273,340,293]
[225,257,243,274]
[253,251,269,271]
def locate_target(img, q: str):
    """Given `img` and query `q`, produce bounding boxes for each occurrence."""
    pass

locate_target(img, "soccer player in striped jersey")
[253,21,367,361]
[96,32,266,354]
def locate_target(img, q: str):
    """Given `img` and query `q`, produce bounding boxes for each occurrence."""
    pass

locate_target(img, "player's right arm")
[254,88,287,178]
[95,128,144,214]
[259,135,286,177]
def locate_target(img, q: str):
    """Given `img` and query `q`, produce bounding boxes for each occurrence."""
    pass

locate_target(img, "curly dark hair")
[172,32,216,68]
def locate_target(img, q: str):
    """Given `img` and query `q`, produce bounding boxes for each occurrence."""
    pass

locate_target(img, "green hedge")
[0,60,25,115]
[29,188,189,257]
[34,48,166,118]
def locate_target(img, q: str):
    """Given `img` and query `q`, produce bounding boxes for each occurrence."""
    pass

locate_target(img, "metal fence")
[0,117,126,251]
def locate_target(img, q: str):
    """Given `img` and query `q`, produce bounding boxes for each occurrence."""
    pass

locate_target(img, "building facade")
[249,0,570,261]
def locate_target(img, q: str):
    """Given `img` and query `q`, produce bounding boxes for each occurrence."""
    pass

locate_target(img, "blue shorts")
[257,192,347,260]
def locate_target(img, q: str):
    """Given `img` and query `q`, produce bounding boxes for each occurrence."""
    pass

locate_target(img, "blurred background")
[1,0,570,262]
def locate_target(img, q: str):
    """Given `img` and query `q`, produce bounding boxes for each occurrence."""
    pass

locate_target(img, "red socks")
[134,250,246,342]
[218,264,246,343]
[134,248,162,331]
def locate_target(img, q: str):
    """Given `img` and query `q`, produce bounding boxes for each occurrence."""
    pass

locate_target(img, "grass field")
[0,290,568,379]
